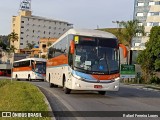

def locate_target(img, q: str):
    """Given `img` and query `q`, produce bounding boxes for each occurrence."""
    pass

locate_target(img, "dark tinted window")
[13,60,30,68]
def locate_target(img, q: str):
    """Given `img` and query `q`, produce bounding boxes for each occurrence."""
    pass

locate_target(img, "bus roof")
[51,28,117,46]
[14,58,47,63]
[67,29,116,38]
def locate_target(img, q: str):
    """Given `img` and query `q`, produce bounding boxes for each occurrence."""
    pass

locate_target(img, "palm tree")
[118,19,145,64]
[10,45,17,53]
[47,41,52,47]
[26,41,36,49]
[8,32,18,45]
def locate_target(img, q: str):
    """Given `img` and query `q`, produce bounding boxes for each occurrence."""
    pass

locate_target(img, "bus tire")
[98,91,106,95]
[15,75,19,81]
[49,74,53,87]
[49,82,54,88]
[63,76,71,94]
[28,75,32,81]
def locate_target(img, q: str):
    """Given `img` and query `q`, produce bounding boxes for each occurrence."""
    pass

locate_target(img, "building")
[39,38,57,58]
[11,0,73,53]
[132,0,160,63]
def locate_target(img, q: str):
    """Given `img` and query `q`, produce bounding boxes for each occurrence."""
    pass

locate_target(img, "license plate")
[94,85,102,89]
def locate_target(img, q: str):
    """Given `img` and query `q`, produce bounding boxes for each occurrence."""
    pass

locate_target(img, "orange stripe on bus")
[47,54,68,67]
[13,67,32,72]
[92,73,120,80]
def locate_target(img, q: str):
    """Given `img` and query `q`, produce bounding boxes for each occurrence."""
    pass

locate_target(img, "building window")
[21,21,24,23]
[136,13,143,16]
[49,26,51,29]
[136,33,142,37]
[134,43,141,46]
[21,37,23,39]
[21,26,24,28]
[137,2,144,6]
[33,30,35,33]
[28,18,29,21]
[138,23,143,26]
[20,43,23,45]
[153,22,159,26]
[49,32,51,35]
[44,31,46,34]
[149,1,155,5]
[42,44,46,48]
[147,22,153,26]
[155,1,160,5]
[21,32,24,34]
[12,18,15,22]
[148,12,160,16]
[146,32,150,37]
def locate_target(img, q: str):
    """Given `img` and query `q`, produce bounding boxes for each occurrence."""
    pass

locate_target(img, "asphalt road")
[30,81,160,120]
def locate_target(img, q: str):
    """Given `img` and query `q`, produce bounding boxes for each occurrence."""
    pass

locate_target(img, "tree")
[9,45,17,53]
[0,39,7,50]
[119,19,145,64]
[8,32,18,45]
[26,41,36,50]
[137,26,160,82]
[47,41,52,47]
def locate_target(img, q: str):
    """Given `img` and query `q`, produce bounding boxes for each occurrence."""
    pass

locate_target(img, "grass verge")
[0,80,51,120]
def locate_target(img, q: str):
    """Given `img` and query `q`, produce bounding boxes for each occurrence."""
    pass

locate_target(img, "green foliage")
[119,19,145,49]
[137,26,160,82]
[47,42,52,47]
[8,32,18,44]
[150,76,160,84]
[99,28,128,45]
[0,80,50,120]
[41,55,46,59]
[145,26,160,71]
[10,45,17,53]
[26,41,36,49]
[0,39,7,50]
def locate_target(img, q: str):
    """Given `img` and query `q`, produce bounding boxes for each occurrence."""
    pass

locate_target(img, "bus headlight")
[114,85,118,89]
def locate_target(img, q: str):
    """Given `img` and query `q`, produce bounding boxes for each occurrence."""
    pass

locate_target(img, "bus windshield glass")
[35,61,46,74]
[74,36,119,74]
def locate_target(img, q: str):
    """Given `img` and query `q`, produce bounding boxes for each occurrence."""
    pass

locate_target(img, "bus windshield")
[74,37,119,74]
[35,61,46,74]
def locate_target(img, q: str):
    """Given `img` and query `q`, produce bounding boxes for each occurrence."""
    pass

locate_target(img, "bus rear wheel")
[98,91,106,95]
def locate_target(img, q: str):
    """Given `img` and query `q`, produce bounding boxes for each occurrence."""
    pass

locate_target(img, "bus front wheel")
[15,75,19,81]
[63,76,71,94]
[28,75,32,81]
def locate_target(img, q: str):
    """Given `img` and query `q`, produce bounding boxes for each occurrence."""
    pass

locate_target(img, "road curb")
[122,83,160,91]
[37,85,56,120]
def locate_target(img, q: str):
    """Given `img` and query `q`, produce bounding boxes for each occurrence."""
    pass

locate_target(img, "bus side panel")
[47,54,68,86]
[12,71,33,80]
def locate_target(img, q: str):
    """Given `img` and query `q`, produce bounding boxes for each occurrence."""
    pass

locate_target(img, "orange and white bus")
[46,29,127,94]
[12,58,46,81]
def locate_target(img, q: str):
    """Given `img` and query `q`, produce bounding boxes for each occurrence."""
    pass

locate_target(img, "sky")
[0,0,135,35]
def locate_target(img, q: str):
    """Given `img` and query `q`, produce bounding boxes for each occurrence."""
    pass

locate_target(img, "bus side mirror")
[70,40,75,54]
[119,44,128,58]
